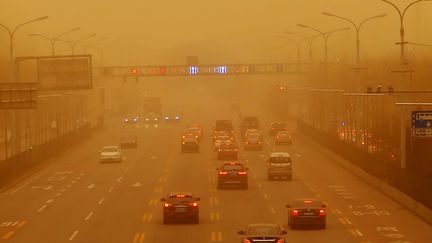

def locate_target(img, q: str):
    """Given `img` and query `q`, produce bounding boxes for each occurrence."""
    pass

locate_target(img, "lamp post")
[322,12,386,65]
[0,16,49,81]
[275,35,301,63]
[83,37,107,54]
[28,27,80,56]
[380,0,432,65]
[286,30,318,63]
[297,24,349,64]
[59,33,96,55]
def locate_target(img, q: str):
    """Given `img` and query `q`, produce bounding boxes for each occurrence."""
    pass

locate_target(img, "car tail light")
[164,203,172,208]
[319,209,325,216]
[218,149,221,152]
[276,136,280,139]
[182,142,185,144]
[277,239,285,243]
[258,141,262,144]
[191,202,198,207]
[292,209,299,216]
[234,148,238,152]
[243,240,251,243]
[238,171,247,175]
[245,141,249,144]
[219,171,228,175]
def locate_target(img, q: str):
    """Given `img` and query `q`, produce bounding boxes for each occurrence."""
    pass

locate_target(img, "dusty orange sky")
[1,0,431,65]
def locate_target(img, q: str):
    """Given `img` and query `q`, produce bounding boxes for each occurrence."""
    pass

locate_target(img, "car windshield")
[247,226,280,235]
[292,199,322,208]
[247,134,261,139]
[270,157,291,163]
[222,164,242,171]
[102,147,118,152]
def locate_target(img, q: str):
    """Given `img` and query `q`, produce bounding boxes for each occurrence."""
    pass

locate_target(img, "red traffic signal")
[131,68,138,76]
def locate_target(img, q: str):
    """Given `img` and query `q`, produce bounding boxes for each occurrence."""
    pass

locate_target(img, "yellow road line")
[338,217,347,225]
[214,197,219,205]
[16,221,27,228]
[3,231,15,240]
[139,232,146,242]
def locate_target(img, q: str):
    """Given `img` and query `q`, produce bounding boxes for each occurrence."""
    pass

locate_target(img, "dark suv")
[160,192,200,224]
[216,161,248,189]
[238,223,287,243]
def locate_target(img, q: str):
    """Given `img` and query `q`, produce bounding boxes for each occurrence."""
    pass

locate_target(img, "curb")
[298,133,432,225]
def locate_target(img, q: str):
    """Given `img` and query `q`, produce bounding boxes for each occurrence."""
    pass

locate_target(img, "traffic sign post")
[412,111,432,138]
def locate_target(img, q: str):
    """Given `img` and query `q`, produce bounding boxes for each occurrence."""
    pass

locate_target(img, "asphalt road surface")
[0,79,431,243]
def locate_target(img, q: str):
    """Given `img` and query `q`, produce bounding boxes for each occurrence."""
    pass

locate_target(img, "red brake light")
[319,209,325,216]
[243,240,251,243]
[164,203,172,208]
[218,149,221,152]
[219,171,228,175]
[304,200,312,204]
[238,171,247,175]
[277,239,285,243]
[292,209,299,216]
[191,202,198,207]
[234,148,238,152]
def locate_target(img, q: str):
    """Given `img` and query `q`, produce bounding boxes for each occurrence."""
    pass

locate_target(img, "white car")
[100,146,122,163]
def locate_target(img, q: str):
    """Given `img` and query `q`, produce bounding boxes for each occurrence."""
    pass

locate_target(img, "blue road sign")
[412,111,432,137]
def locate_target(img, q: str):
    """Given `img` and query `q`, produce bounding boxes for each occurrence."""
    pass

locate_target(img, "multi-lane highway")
[0,79,431,243]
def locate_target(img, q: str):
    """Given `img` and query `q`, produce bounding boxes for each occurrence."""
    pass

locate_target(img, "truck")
[143,96,161,115]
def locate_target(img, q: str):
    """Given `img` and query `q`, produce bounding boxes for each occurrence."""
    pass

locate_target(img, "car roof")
[292,198,323,207]
[102,146,119,149]
[167,192,193,197]
[247,223,280,228]
[270,152,290,157]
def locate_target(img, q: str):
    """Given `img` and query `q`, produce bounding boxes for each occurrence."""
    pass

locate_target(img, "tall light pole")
[275,35,301,63]
[28,28,80,56]
[322,12,386,65]
[59,33,96,55]
[83,37,107,54]
[297,24,349,64]
[380,0,432,65]
[0,16,49,80]
[286,30,319,63]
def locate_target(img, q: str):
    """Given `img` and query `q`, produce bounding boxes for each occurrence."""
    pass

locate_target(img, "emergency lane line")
[85,212,94,221]
[16,221,27,228]
[257,182,263,188]
[270,206,276,214]
[38,205,48,212]
[98,198,105,205]
[117,177,122,182]
[2,231,15,240]
[68,230,79,241]
[108,186,114,192]
[263,193,269,200]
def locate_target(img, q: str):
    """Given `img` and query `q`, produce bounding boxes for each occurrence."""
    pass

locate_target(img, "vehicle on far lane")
[237,223,287,243]
[216,161,248,189]
[244,133,263,151]
[268,121,288,136]
[286,198,327,229]
[181,136,199,153]
[160,192,200,224]
[267,152,292,180]
[144,112,160,124]
[217,143,238,160]
[99,146,122,163]
[120,135,138,148]
[240,116,259,139]
[275,131,292,145]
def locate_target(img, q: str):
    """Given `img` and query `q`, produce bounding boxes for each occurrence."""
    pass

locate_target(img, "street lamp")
[297,24,350,64]
[28,27,80,56]
[275,35,301,63]
[322,12,386,65]
[380,0,432,65]
[82,37,107,54]
[285,30,319,63]
[0,16,49,80]
[59,33,96,55]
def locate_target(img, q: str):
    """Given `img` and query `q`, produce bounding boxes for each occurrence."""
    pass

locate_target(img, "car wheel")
[321,223,326,229]
[192,214,199,224]
[163,216,170,224]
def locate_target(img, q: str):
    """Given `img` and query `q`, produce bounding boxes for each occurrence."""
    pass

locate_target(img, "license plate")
[303,212,314,216]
